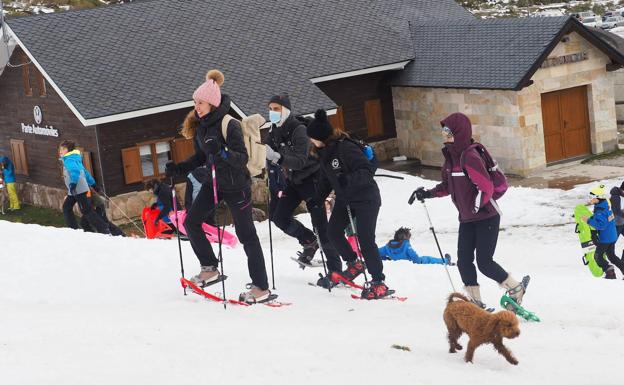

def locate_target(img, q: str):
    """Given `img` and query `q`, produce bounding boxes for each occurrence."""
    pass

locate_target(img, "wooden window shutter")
[364,99,384,138]
[121,147,142,184]
[9,139,29,176]
[328,106,345,132]
[21,53,32,97]
[77,147,94,177]
[171,138,195,163]
[36,70,47,97]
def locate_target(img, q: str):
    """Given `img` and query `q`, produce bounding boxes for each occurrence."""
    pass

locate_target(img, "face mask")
[269,110,281,124]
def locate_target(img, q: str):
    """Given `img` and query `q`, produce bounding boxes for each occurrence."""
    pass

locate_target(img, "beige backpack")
[221,114,266,177]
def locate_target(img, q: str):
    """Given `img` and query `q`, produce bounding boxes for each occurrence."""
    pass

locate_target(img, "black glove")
[408,187,431,205]
[203,136,221,156]
[69,183,77,195]
[165,162,180,178]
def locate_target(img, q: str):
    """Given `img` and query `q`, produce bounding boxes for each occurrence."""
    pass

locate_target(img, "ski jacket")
[179,94,250,193]
[609,187,624,227]
[588,199,618,244]
[0,156,16,183]
[61,150,95,195]
[267,115,320,185]
[427,113,498,223]
[316,137,381,208]
[378,240,445,265]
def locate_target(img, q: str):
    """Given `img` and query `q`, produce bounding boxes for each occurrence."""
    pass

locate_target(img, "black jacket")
[610,186,624,227]
[153,182,179,222]
[267,115,319,185]
[179,94,250,193]
[316,137,381,207]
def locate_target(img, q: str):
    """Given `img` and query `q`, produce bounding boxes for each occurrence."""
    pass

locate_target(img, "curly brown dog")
[443,292,520,365]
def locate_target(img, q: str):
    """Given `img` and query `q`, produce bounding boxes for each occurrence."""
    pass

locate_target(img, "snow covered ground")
[1,170,623,385]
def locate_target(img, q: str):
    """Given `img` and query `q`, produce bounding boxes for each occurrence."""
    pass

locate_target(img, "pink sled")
[169,210,238,248]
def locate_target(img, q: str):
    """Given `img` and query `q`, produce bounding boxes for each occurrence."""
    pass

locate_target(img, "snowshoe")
[340,260,366,281]
[360,281,395,300]
[290,256,324,270]
[238,284,274,304]
[189,266,226,288]
[500,294,540,322]
[316,273,338,289]
[296,239,318,261]
[604,267,616,279]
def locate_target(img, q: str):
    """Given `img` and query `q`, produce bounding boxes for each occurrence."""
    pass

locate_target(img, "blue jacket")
[588,199,618,244]
[61,150,95,195]
[0,156,16,183]
[378,240,445,265]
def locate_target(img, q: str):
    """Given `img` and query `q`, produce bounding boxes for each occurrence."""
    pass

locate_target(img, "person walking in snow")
[306,109,392,299]
[379,227,453,265]
[59,140,110,235]
[409,112,527,310]
[165,69,271,304]
[264,93,341,287]
[585,184,624,279]
[0,155,20,211]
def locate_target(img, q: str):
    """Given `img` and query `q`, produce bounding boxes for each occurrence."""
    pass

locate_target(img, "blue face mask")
[269,110,281,124]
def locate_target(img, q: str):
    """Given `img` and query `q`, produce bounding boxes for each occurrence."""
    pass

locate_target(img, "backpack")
[221,114,266,177]
[459,143,508,200]
[342,137,378,173]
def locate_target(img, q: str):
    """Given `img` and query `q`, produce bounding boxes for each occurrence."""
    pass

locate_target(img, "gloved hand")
[204,136,221,156]
[165,162,180,178]
[265,144,281,164]
[408,187,431,204]
[69,183,77,195]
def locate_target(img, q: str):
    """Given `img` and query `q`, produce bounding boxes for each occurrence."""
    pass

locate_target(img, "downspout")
[93,124,107,195]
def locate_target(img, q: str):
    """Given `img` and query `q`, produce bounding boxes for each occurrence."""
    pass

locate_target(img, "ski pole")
[97,191,146,237]
[346,204,369,283]
[419,200,456,292]
[210,156,227,309]
[374,174,405,180]
[170,178,186,296]
[266,163,276,290]
[313,226,331,293]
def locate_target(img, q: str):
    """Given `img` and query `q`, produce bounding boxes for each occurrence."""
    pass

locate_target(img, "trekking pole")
[346,204,369,283]
[97,191,146,237]
[417,199,456,292]
[210,155,227,309]
[266,164,276,290]
[170,178,186,296]
[374,174,405,180]
[313,226,331,293]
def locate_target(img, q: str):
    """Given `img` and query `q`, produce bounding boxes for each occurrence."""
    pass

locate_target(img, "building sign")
[20,106,59,137]
[541,52,588,69]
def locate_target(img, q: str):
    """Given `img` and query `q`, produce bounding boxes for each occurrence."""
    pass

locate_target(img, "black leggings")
[595,242,624,274]
[327,201,384,282]
[457,215,508,286]
[63,193,110,235]
[270,178,341,272]
[185,184,269,290]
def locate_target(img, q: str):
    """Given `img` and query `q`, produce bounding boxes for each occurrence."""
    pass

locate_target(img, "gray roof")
[7,0,420,121]
[391,16,624,90]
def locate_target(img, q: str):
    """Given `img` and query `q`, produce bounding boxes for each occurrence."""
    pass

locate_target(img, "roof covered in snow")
[391,16,624,91]
[5,0,469,124]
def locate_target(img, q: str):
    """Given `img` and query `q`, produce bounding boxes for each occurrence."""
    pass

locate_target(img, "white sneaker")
[190,266,221,287]
[239,285,271,304]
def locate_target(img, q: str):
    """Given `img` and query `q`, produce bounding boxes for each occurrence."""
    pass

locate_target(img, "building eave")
[310,60,412,83]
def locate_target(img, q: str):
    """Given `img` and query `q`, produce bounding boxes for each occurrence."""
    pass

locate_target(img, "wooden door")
[541,86,591,163]
[364,99,384,138]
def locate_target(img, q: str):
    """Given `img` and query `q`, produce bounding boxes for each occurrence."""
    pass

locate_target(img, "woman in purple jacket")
[411,113,527,310]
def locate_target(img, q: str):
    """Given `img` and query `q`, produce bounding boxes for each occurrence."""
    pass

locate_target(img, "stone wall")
[393,31,617,176]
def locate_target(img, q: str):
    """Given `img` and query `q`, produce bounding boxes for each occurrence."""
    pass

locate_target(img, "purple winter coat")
[427,113,499,223]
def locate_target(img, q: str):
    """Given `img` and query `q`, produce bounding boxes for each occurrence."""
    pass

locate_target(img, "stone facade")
[393,32,618,176]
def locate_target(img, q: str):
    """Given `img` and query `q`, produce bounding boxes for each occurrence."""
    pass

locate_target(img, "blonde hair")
[181,110,199,139]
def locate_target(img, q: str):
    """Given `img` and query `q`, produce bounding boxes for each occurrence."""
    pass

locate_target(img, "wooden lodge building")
[1,0,624,220]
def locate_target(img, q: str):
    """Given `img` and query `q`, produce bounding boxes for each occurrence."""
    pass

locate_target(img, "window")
[21,53,32,97]
[10,139,28,176]
[121,138,194,184]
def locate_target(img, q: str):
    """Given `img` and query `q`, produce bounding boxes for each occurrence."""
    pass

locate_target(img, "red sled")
[142,207,176,239]
[169,210,238,248]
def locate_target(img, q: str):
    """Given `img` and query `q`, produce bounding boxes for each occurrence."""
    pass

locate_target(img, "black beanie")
[306,109,333,142]
[268,93,292,110]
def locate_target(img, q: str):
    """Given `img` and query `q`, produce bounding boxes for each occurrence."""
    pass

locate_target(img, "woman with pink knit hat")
[165,69,272,304]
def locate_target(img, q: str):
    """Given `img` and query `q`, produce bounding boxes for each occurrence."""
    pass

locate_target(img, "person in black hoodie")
[610,182,624,257]
[265,94,341,285]
[165,69,271,304]
[306,109,392,299]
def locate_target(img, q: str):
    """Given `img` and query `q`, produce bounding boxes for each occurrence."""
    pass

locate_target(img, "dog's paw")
[455,344,463,351]
[449,348,456,353]
[508,358,519,365]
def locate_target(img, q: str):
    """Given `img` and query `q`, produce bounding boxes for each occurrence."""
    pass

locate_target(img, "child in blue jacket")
[585,184,624,279]
[378,227,453,265]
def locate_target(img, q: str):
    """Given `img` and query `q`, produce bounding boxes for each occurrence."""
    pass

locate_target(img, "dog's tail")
[447,292,471,304]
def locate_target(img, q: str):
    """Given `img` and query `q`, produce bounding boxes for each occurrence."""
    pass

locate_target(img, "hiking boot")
[296,239,319,265]
[316,274,338,289]
[605,267,617,279]
[190,266,221,287]
[239,285,271,304]
[361,281,394,300]
[340,260,366,281]
[465,285,488,309]
[502,275,528,311]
